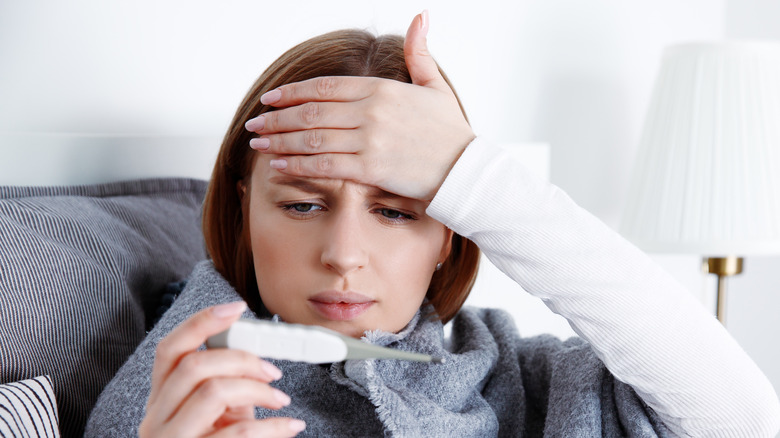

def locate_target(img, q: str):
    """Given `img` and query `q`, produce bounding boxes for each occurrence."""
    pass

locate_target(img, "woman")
[86,12,780,437]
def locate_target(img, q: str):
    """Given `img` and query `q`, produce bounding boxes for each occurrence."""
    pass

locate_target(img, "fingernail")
[261,361,283,381]
[269,159,287,170]
[421,10,429,31]
[211,301,247,318]
[274,388,291,406]
[245,115,265,131]
[249,137,270,150]
[261,89,282,105]
[288,419,306,433]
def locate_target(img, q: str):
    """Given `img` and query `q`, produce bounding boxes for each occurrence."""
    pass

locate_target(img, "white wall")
[2,0,778,403]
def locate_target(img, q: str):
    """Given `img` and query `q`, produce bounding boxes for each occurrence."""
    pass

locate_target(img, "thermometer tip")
[431,357,446,364]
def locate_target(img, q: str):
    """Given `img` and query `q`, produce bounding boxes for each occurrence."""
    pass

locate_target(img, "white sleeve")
[427,138,780,438]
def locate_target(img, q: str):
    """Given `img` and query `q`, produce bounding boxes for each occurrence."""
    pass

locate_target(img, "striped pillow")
[0,375,59,437]
[0,178,208,437]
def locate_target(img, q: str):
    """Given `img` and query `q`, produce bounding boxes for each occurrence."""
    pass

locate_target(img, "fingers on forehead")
[278,76,376,105]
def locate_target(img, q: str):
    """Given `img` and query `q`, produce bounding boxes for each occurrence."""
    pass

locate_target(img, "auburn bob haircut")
[202,29,480,323]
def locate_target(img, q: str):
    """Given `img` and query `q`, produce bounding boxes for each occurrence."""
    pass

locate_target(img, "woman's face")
[245,155,453,338]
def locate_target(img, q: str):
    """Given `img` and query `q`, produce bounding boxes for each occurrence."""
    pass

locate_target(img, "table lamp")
[620,41,780,325]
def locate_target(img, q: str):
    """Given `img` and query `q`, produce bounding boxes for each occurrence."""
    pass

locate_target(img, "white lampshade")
[621,41,780,256]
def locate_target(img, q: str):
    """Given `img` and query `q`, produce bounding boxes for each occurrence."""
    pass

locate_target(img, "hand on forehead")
[252,154,424,212]
[244,12,475,203]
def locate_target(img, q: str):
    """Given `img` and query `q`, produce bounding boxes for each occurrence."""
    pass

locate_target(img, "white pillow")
[0,375,60,437]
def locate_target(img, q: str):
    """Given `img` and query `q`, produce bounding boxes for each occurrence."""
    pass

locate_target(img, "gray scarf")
[86,261,669,437]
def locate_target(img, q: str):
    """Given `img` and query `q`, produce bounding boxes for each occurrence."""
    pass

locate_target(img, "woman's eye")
[377,208,414,221]
[282,203,324,216]
[292,203,318,212]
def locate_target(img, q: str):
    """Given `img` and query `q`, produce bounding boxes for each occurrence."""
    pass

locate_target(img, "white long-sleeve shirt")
[427,137,780,437]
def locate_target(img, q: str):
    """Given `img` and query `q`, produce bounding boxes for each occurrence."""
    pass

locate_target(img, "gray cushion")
[0,178,208,437]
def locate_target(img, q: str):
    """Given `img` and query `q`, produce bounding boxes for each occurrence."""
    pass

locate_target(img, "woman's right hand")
[139,301,306,437]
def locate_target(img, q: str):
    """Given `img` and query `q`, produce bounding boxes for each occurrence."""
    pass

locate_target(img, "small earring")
[435,262,443,271]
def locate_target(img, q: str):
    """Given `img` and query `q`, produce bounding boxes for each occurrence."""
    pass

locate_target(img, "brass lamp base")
[703,256,743,325]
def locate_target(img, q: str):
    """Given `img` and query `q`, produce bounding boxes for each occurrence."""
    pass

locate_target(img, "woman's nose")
[320,212,368,276]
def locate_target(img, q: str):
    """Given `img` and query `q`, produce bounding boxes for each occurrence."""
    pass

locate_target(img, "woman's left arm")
[426,137,780,437]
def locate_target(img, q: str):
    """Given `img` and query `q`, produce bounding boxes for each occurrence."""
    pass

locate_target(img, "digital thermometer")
[206,319,445,364]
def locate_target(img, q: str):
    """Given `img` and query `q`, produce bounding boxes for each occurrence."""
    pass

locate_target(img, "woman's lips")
[309,291,375,321]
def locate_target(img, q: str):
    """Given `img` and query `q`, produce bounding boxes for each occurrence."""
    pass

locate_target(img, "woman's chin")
[316,319,373,339]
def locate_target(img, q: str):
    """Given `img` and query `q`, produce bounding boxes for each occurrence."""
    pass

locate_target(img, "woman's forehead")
[251,154,411,202]
[268,175,410,204]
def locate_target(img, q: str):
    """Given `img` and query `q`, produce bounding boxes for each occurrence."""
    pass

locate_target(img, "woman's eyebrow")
[268,176,331,194]
[268,175,411,202]
[367,187,406,201]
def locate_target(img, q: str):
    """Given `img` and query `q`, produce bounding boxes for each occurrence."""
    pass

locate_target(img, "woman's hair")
[202,29,480,323]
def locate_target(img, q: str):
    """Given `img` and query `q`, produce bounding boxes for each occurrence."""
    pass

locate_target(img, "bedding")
[0,375,59,437]
[0,178,208,437]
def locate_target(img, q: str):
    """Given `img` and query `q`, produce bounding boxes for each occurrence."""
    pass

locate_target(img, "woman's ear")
[439,228,454,263]
[237,180,247,200]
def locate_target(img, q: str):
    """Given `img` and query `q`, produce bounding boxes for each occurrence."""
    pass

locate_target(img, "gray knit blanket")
[86,261,670,437]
